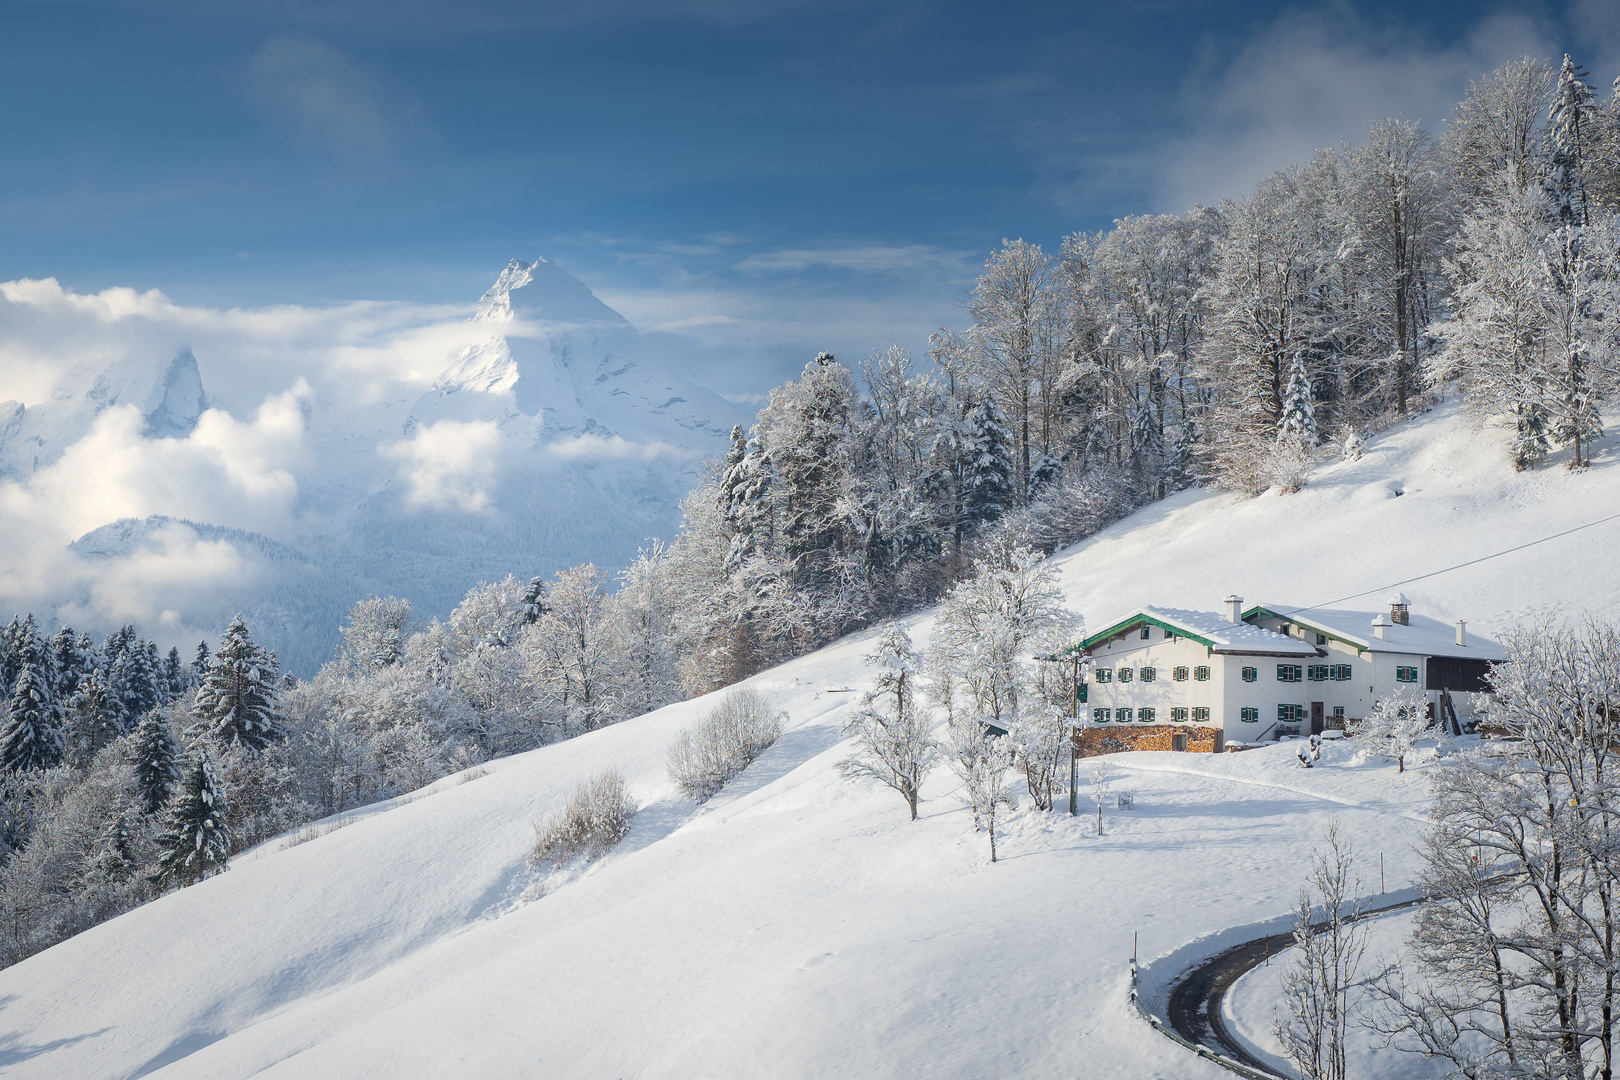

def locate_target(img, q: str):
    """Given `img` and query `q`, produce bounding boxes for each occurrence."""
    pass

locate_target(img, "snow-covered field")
[3,398,1618,1078]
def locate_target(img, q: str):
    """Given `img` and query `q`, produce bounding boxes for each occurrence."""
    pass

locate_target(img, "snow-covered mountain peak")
[474,257,630,330]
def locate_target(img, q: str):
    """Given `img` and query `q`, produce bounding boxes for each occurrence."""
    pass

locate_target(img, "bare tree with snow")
[839,623,939,821]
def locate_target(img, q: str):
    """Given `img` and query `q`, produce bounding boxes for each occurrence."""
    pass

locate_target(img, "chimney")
[1225,595,1243,624]
[1371,613,1392,641]
[1389,592,1410,626]
[1455,619,1467,647]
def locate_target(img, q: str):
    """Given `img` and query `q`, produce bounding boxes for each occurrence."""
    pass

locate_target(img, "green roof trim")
[1061,612,1219,656]
[1242,606,1361,653]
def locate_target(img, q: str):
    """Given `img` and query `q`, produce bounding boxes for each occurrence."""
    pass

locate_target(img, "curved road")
[1164,894,1431,1077]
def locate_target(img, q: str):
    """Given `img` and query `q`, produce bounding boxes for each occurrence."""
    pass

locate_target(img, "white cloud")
[383,419,503,512]
[541,433,697,462]
[243,36,434,155]
[1147,7,1558,212]
[736,244,972,275]
[0,380,313,636]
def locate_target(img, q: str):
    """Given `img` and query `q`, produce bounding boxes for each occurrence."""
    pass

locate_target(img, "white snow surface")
[1121,605,1321,654]
[4,400,1620,1078]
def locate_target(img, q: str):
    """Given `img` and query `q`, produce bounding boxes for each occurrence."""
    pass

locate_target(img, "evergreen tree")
[1,634,63,772]
[2,615,35,692]
[49,626,85,701]
[961,398,1016,533]
[521,577,550,624]
[191,641,209,686]
[152,751,230,888]
[161,647,186,701]
[1548,55,1597,227]
[132,708,181,815]
[196,617,285,752]
[113,639,160,726]
[1277,354,1318,448]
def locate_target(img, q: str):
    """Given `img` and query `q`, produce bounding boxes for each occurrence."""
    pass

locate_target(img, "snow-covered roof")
[1075,606,1319,656]
[1244,604,1507,661]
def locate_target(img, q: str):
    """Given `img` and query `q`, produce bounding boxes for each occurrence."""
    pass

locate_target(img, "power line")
[1271,506,1620,616]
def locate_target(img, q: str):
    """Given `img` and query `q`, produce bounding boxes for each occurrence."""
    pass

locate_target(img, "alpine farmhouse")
[1068,594,1505,751]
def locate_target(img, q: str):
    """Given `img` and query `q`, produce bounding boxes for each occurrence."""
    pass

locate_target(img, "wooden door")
[1310,701,1325,735]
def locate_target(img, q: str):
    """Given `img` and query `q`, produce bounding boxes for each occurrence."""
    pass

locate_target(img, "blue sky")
[2,0,1616,398]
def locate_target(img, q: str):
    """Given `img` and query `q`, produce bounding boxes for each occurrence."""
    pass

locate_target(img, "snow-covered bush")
[1352,690,1430,772]
[528,771,637,869]
[666,688,785,803]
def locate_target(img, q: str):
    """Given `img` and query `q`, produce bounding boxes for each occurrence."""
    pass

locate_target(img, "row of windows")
[1093,707,1211,723]
[1097,659,1413,686]
[1096,665,1210,684]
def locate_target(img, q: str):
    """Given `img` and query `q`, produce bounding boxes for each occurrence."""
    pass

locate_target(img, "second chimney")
[1389,592,1410,626]
[1225,595,1243,624]
[1372,613,1392,641]
[1456,619,1467,647]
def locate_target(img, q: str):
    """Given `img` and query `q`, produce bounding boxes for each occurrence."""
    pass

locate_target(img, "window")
[1118,667,1134,683]
[1192,707,1211,722]
[1316,633,1328,646]
[1115,708,1133,723]
[1094,668,1112,683]
[1093,708,1110,722]
[1332,706,1345,719]
[1173,666,1189,681]
[1396,665,1419,683]
[1279,703,1304,722]
[1164,627,1174,639]
[1137,707,1156,723]
[1170,707,1188,722]
[1241,666,1258,683]
[1240,707,1259,722]
[1140,626,1151,640]
[1194,665,1211,681]
[1277,664,1303,683]
[1308,664,1329,682]
[1140,666,1156,683]
[1331,664,1352,681]
[1280,624,1292,635]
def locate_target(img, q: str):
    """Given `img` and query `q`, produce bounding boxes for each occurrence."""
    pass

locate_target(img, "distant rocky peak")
[144,349,208,439]
[474,259,536,324]
[471,257,631,331]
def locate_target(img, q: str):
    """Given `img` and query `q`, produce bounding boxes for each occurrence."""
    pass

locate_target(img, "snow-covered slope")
[3,402,1617,1079]
[0,260,746,672]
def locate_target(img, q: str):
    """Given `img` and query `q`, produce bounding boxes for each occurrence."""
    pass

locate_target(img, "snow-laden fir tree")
[1,637,63,772]
[838,622,939,820]
[196,616,285,752]
[131,708,181,815]
[50,626,86,702]
[521,577,549,624]
[161,646,186,700]
[190,640,209,685]
[1277,354,1317,448]
[152,750,230,889]
[960,398,1016,536]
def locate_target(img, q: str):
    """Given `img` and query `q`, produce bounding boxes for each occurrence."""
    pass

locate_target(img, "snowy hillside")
[0,261,746,672]
[3,399,1617,1079]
